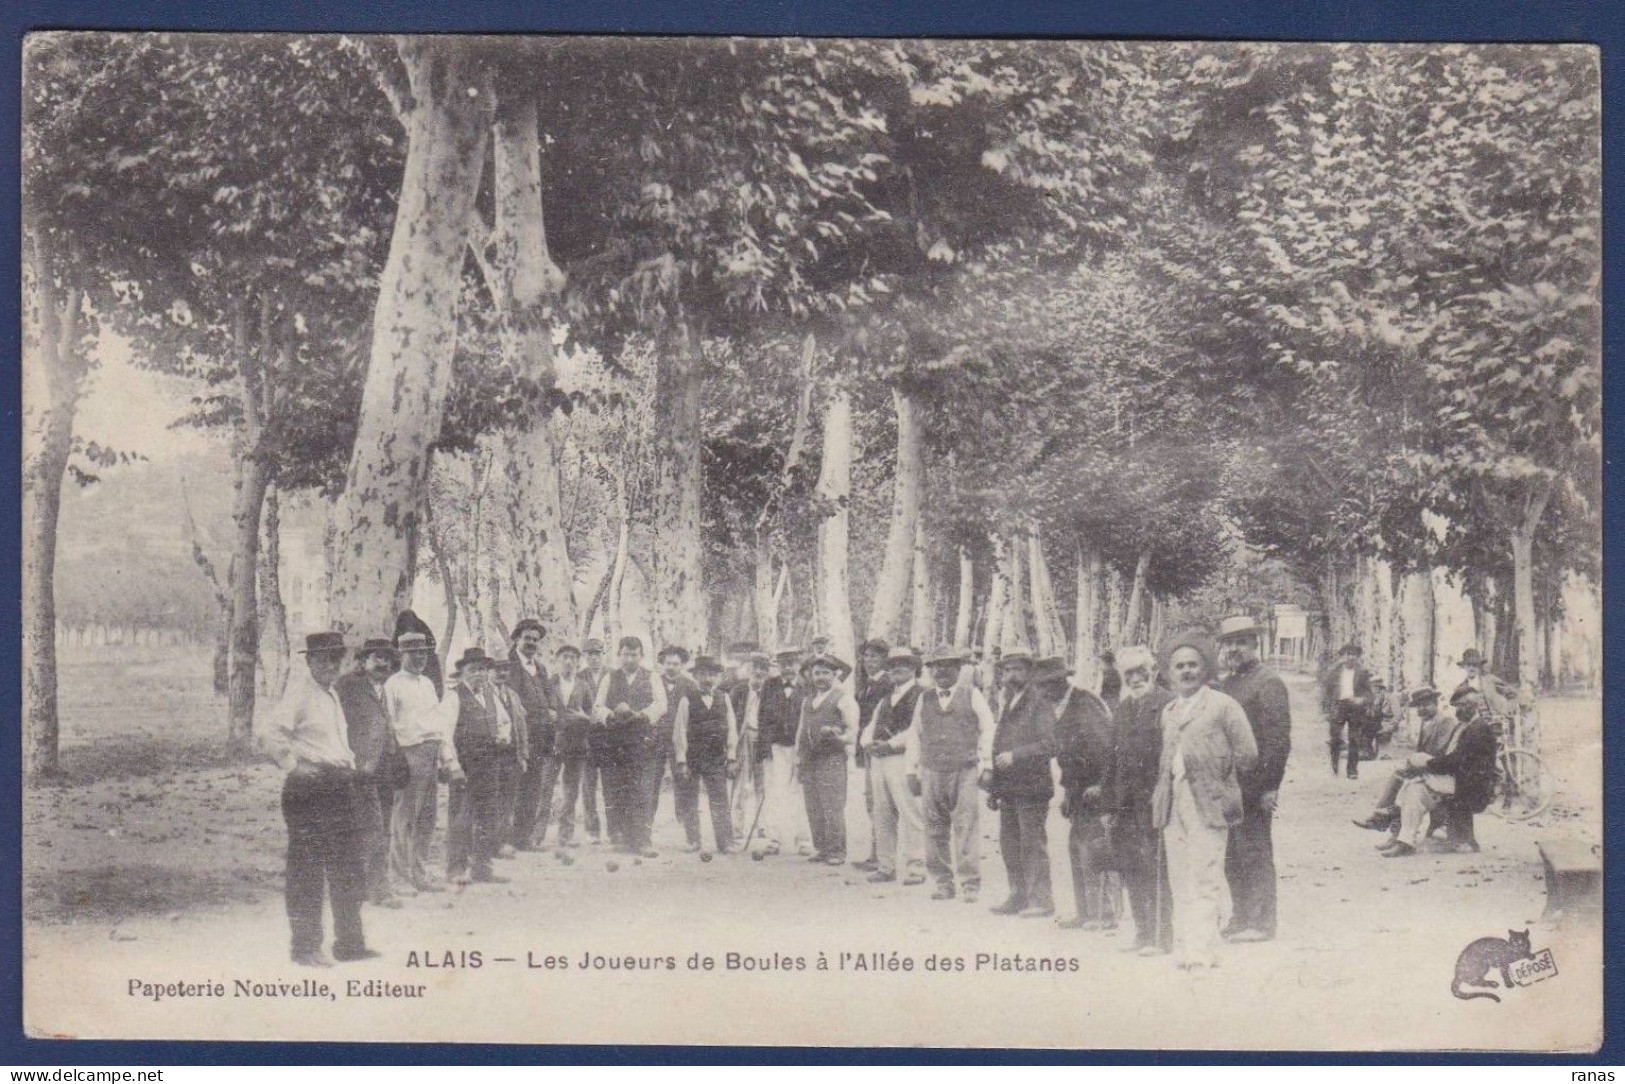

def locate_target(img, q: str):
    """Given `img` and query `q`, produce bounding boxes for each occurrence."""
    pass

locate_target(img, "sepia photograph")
[19,33,1603,1050]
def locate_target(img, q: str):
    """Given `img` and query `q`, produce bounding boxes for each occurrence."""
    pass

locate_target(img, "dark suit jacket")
[1219,661,1293,802]
[335,671,396,778]
[990,687,1056,803]
[1428,717,1498,813]
[1104,687,1173,820]
[1054,686,1114,810]
[551,672,596,757]
[507,657,558,760]
[1320,662,1373,714]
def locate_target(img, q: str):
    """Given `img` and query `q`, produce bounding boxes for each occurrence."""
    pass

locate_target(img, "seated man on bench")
[1352,686,1459,832]
[1377,689,1497,858]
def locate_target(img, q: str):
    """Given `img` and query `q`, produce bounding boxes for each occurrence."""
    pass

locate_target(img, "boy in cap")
[673,656,739,855]
[579,639,609,843]
[263,633,375,966]
[549,643,597,849]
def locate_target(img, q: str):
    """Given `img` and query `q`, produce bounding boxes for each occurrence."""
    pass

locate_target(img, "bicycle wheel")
[1490,749,1553,821]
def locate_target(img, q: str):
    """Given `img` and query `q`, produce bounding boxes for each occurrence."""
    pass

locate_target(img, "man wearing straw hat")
[861,647,927,885]
[796,652,860,865]
[264,632,376,967]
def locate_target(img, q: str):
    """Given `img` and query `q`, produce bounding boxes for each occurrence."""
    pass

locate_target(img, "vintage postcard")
[21,33,1602,1049]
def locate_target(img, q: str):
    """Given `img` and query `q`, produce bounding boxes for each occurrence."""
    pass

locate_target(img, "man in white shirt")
[384,631,460,893]
[593,637,668,856]
[904,649,996,903]
[263,632,376,967]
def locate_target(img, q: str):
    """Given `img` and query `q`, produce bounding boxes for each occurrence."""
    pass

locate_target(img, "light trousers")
[1162,778,1230,968]
[763,744,810,848]
[921,765,981,892]
[869,755,925,876]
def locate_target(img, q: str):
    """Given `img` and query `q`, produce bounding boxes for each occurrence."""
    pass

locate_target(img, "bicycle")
[1485,712,1554,822]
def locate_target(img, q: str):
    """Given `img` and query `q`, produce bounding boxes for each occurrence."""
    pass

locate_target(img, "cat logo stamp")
[1451,929,1557,1002]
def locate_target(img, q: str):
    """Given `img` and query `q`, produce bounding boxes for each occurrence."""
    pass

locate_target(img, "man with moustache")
[445,648,517,885]
[987,651,1058,919]
[593,637,668,856]
[672,656,740,856]
[647,645,700,852]
[727,652,779,847]
[1044,656,1119,931]
[1216,615,1293,944]
[795,653,860,865]
[851,637,893,873]
[334,637,403,909]
[550,643,597,850]
[860,648,928,885]
[904,648,996,903]
[763,647,813,856]
[507,619,564,851]
[264,632,376,967]
[1102,645,1174,955]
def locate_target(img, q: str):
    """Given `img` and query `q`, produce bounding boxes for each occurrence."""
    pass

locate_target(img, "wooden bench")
[1537,839,1602,922]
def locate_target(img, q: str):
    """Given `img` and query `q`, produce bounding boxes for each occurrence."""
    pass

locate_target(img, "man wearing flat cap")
[795,653,860,865]
[904,648,996,903]
[672,656,739,855]
[579,639,610,844]
[1217,615,1293,943]
[987,651,1058,918]
[335,637,403,910]
[263,633,376,966]
[1320,641,1373,779]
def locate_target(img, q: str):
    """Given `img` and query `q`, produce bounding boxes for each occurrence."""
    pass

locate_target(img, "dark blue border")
[3,0,1619,1066]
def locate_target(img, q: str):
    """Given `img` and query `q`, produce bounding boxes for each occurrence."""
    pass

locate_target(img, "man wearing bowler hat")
[1217,615,1293,942]
[579,639,610,843]
[264,632,376,966]
[904,647,995,902]
[334,637,402,909]
[507,618,563,851]
[1320,640,1372,779]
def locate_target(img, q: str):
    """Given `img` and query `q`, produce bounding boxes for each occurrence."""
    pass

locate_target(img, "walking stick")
[736,771,769,857]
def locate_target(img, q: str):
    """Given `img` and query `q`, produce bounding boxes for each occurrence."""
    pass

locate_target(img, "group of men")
[264,607,1305,968]
[1348,647,1524,858]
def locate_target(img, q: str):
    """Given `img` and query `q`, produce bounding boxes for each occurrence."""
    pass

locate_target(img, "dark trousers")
[282,770,365,958]
[1066,811,1120,923]
[801,752,848,859]
[999,798,1053,909]
[1116,810,1172,950]
[495,756,519,849]
[516,754,587,847]
[352,777,393,903]
[1328,702,1365,775]
[676,762,734,851]
[447,748,506,879]
[580,752,605,839]
[641,735,697,848]
[600,733,645,848]
[1224,803,1278,937]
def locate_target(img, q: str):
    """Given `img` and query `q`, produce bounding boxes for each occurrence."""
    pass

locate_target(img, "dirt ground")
[22,647,1604,1050]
